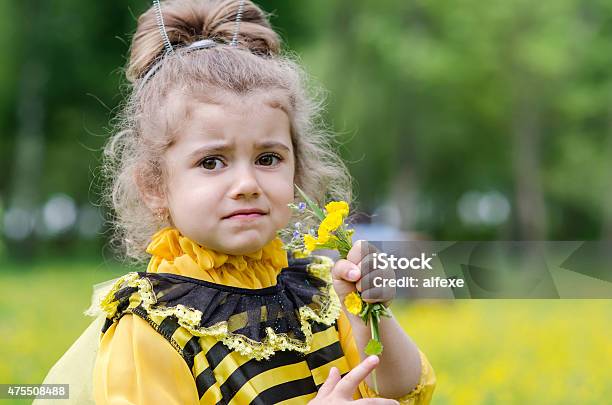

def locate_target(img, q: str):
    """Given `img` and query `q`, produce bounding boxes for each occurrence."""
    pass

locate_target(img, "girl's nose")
[231,164,262,199]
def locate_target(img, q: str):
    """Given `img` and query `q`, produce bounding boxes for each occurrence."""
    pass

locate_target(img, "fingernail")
[348,269,360,280]
[367,355,378,364]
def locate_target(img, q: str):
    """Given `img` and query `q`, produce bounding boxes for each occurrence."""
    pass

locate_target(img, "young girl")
[90,0,436,403]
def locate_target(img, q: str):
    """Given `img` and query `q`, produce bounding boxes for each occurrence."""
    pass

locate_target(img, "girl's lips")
[225,213,265,220]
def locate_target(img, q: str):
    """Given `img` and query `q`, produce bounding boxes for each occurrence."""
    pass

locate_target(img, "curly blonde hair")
[102,0,353,262]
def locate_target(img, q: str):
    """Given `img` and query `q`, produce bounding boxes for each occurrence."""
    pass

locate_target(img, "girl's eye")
[199,157,225,170]
[257,153,283,166]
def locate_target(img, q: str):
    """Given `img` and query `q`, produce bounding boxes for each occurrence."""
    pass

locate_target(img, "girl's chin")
[222,233,270,255]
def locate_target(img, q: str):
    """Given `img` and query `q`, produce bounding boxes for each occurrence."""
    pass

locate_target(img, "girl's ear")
[134,165,167,212]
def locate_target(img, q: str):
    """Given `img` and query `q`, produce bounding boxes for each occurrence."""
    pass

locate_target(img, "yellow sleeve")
[337,311,437,404]
[93,314,200,405]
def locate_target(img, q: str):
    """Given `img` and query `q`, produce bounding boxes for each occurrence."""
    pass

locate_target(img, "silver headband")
[137,39,219,90]
[138,1,246,91]
[152,0,246,55]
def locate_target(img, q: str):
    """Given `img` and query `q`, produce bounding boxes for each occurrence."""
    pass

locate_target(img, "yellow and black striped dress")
[93,228,436,404]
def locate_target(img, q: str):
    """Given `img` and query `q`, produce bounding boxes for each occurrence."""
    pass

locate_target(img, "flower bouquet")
[279,186,391,393]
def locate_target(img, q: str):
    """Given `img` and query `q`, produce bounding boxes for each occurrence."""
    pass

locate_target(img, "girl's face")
[158,89,295,255]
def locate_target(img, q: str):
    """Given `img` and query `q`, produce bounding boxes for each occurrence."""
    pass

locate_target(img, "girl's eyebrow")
[255,141,291,152]
[188,140,291,158]
[189,142,233,158]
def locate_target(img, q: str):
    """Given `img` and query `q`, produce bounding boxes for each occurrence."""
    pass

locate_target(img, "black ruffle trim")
[103,257,338,347]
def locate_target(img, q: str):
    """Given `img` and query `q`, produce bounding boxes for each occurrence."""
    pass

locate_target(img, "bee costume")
[36,227,435,404]
[36,2,436,402]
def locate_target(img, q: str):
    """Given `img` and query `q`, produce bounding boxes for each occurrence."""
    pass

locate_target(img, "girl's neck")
[144,227,288,289]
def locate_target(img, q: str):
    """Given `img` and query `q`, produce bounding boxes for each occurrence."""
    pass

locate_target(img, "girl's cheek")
[270,187,292,220]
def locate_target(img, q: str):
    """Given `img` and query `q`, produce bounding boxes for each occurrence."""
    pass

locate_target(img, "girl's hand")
[309,355,399,404]
[332,240,396,306]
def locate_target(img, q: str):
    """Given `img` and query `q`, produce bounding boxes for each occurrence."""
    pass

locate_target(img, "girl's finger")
[359,266,397,303]
[361,286,396,304]
[335,355,380,398]
[347,240,379,267]
[317,366,341,397]
[332,259,360,282]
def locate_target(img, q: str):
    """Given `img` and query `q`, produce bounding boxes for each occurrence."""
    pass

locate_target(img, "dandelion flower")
[304,234,318,252]
[317,227,330,244]
[325,201,349,217]
[320,211,343,233]
[344,291,363,315]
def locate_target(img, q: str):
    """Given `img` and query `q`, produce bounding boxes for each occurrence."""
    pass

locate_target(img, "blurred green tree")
[1,0,611,260]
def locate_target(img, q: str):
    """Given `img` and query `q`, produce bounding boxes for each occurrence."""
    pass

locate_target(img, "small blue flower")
[294,222,302,230]
[292,230,300,239]
[297,202,306,211]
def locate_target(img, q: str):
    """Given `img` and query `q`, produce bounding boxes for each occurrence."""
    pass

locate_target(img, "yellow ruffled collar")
[145,227,288,289]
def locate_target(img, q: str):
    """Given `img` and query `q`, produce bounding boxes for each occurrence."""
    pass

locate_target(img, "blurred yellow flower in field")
[344,291,363,315]
[389,300,612,404]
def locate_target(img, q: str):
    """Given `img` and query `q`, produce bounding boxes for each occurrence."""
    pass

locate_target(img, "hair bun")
[127,0,281,82]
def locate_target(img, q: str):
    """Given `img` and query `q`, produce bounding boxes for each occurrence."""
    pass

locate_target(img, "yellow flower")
[320,211,343,233]
[304,234,318,252]
[317,226,330,244]
[325,201,349,217]
[344,291,363,315]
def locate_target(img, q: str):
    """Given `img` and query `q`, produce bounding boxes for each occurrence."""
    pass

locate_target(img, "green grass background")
[0,260,125,405]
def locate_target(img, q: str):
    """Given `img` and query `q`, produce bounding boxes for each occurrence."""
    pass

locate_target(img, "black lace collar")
[99,256,340,360]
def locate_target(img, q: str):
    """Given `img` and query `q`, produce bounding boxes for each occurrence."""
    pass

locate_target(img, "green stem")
[372,313,381,341]
[370,317,379,394]
[295,186,326,220]
[334,228,353,259]
[338,247,350,260]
